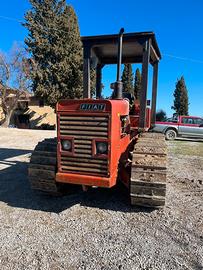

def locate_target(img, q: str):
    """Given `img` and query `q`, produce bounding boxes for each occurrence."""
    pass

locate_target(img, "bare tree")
[0,43,29,127]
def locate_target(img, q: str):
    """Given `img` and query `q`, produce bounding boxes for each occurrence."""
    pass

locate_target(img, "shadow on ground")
[0,147,153,214]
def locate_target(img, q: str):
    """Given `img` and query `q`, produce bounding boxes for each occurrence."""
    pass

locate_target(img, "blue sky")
[0,0,203,117]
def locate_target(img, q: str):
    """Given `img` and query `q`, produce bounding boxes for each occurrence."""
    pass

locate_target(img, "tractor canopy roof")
[81,31,161,65]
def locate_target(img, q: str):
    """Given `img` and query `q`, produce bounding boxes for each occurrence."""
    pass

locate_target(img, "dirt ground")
[0,127,202,270]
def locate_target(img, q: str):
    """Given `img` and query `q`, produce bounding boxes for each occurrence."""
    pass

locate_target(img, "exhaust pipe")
[113,28,124,99]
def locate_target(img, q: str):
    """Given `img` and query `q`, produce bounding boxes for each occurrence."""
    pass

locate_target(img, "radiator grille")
[59,115,109,176]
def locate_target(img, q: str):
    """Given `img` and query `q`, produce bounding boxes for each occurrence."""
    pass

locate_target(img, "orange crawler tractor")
[29,29,167,207]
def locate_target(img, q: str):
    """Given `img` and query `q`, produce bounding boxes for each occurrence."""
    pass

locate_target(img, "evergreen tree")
[121,64,134,94]
[24,0,83,107]
[171,76,189,115]
[90,68,96,97]
[156,109,167,122]
[134,68,142,99]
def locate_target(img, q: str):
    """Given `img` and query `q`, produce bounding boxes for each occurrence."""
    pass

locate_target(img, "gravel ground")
[0,127,202,270]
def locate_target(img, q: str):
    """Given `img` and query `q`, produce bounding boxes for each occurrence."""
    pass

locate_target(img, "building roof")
[81,31,161,65]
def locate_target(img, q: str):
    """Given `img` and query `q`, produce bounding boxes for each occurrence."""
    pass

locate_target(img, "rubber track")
[130,133,167,208]
[28,138,62,195]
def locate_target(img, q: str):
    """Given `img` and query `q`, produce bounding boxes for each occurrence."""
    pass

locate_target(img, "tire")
[165,129,177,140]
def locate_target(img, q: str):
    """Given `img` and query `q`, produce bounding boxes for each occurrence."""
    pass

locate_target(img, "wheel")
[165,129,177,140]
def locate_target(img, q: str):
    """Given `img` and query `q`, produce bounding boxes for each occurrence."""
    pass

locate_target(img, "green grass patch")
[168,140,203,157]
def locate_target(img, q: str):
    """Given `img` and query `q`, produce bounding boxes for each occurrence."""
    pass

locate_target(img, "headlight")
[96,142,108,155]
[61,139,72,151]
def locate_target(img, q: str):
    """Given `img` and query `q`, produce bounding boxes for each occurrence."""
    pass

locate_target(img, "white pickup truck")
[152,115,203,140]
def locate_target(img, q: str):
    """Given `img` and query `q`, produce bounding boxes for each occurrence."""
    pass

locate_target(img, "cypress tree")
[134,68,142,99]
[24,0,83,107]
[171,76,189,115]
[121,64,134,94]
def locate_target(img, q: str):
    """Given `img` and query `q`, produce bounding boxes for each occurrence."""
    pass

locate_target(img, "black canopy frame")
[81,31,161,127]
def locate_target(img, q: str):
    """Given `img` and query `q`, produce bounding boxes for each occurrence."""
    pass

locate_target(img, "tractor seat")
[123,92,135,114]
